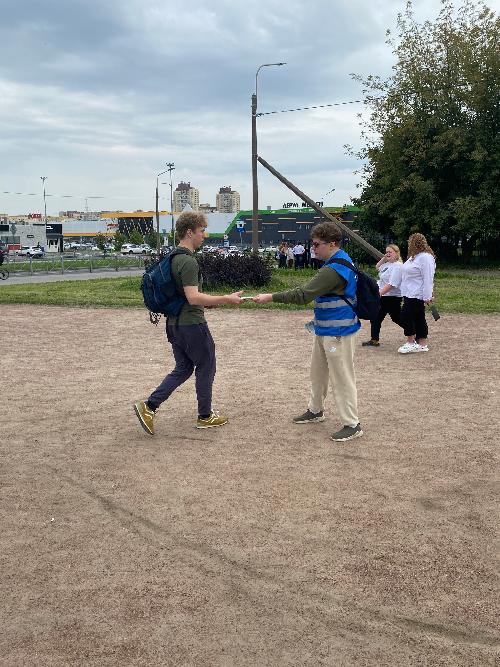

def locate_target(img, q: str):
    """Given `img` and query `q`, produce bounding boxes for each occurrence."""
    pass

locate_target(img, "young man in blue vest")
[253,222,363,442]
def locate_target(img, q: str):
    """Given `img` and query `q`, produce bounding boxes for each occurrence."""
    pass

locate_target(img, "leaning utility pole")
[257,156,383,261]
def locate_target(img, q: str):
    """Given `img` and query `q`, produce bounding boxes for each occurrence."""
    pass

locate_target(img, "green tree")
[127,229,144,245]
[95,233,107,252]
[113,231,127,251]
[351,0,500,261]
[144,231,161,249]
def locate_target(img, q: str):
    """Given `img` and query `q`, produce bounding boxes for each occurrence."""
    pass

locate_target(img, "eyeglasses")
[311,241,327,248]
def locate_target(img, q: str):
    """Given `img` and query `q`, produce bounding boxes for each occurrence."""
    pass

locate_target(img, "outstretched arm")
[184,285,243,306]
[254,266,346,305]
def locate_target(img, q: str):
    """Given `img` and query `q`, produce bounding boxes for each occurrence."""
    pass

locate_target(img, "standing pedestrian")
[303,240,311,269]
[362,244,404,347]
[134,211,244,435]
[292,242,305,270]
[278,242,287,269]
[287,245,294,269]
[310,243,318,270]
[398,233,436,354]
[253,222,363,442]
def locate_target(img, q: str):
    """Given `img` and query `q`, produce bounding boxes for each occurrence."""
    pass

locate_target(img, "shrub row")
[197,252,273,289]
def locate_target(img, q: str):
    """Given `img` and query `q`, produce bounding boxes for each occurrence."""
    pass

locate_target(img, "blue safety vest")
[313,249,361,336]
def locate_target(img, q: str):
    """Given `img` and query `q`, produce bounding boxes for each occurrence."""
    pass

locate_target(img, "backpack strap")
[166,247,202,326]
[169,246,202,280]
[328,256,358,274]
[327,257,357,310]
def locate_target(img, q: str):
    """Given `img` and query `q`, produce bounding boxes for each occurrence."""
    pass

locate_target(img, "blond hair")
[176,211,207,240]
[387,244,403,263]
[407,233,435,259]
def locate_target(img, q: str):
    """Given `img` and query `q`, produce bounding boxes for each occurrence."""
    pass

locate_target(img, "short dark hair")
[311,222,342,244]
[176,212,207,240]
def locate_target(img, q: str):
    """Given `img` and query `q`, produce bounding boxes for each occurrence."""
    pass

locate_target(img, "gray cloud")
[2,0,495,215]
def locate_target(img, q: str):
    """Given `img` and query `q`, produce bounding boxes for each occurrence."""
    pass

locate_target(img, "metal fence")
[3,252,146,276]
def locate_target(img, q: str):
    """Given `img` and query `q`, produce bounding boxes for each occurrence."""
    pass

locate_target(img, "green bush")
[197,253,272,289]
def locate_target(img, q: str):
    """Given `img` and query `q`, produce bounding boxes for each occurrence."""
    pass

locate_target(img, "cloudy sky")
[1,0,497,216]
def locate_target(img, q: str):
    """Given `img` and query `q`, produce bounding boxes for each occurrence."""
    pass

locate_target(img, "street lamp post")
[40,176,47,223]
[251,62,286,253]
[166,162,175,247]
[156,167,169,254]
[156,163,176,254]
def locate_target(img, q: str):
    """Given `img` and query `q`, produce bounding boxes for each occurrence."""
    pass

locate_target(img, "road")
[0,268,144,285]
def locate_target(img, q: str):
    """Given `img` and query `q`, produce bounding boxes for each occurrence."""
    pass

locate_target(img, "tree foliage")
[113,231,127,251]
[352,0,500,261]
[144,231,161,249]
[94,233,107,251]
[127,229,144,245]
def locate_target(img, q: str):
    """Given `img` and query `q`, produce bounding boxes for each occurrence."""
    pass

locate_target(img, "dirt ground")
[1,304,498,667]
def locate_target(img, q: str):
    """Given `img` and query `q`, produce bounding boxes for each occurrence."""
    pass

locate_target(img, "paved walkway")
[0,268,144,286]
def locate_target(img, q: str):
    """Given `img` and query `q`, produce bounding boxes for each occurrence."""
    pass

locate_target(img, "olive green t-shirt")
[168,250,206,325]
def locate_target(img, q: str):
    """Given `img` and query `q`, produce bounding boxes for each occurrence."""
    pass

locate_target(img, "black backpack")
[329,257,380,321]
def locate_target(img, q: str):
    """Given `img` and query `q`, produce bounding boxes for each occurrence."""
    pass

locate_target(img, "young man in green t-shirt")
[134,212,243,435]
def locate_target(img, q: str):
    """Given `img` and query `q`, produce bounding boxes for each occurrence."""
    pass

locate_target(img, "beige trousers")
[308,332,359,427]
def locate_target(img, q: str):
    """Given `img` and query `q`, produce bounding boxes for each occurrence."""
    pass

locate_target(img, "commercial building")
[216,186,240,213]
[173,182,199,212]
[220,206,361,246]
[0,206,361,251]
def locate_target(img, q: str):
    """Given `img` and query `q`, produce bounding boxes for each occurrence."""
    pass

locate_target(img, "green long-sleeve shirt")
[272,266,347,305]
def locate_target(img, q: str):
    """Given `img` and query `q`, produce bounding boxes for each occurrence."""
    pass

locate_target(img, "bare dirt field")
[1,304,498,666]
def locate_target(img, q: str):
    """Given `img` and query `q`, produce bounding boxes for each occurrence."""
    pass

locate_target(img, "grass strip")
[0,270,498,314]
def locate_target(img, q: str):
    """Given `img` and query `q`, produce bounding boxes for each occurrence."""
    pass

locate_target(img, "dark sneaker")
[293,410,325,424]
[330,423,363,442]
[196,410,228,429]
[362,339,380,347]
[134,401,155,436]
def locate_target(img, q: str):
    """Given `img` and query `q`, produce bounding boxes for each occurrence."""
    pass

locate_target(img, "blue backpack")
[140,247,193,325]
[329,257,380,320]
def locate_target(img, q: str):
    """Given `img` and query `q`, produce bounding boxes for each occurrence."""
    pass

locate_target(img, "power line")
[1,190,132,200]
[257,99,364,116]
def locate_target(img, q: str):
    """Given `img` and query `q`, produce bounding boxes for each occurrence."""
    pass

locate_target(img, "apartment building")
[216,186,240,214]
[173,182,199,212]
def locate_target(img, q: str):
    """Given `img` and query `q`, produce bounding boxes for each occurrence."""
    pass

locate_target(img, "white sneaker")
[398,342,420,354]
[415,344,429,352]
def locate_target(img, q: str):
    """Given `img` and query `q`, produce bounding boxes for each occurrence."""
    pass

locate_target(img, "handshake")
[224,291,273,305]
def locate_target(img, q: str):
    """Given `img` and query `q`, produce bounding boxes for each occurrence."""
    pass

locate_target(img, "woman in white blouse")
[398,233,436,354]
[362,244,404,347]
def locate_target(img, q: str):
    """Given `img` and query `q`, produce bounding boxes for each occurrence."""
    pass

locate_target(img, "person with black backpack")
[134,211,244,436]
[252,222,363,443]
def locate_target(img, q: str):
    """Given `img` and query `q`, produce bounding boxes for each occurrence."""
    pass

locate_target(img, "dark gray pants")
[148,323,216,416]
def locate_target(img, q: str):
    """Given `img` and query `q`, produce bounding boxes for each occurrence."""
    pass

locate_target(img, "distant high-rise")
[216,186,240,213]
[173,182,199,212]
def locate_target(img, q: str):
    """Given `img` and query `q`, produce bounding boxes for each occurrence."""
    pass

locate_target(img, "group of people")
[134,211,436,443]
[363,236,436,354]
[276,242,321,270]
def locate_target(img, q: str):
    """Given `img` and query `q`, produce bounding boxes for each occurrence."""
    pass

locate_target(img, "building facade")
[216,186,240,213]
[173,182,199,212]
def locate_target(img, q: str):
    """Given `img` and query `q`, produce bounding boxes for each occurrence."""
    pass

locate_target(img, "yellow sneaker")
[196,410,228,429]
[134,401,155,435]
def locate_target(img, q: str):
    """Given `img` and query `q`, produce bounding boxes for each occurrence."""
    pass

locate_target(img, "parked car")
[16,246,45,258]
[121,243,149,255]
[139,244,153,253]
[226,246,243,256]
